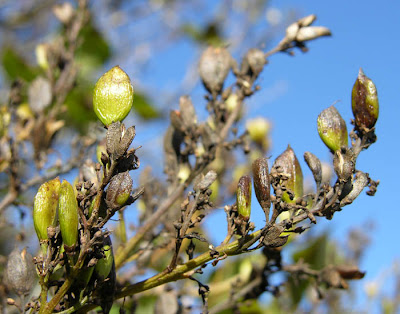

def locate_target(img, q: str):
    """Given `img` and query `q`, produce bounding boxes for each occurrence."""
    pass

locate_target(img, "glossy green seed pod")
[58,180,79,249]
[273,145,303,203]
[317,106,348,152]
[93,66,134,126]
[236,175,252,221]
[33,177,61,243]
[351,68,379,129]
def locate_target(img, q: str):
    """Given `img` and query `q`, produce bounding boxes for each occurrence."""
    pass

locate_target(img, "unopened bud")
[236,175,252,221]
[199,46,232,95]
[106,171,133,208]
[317,106,348,152]
[6,248,35,296]
[273,145,303,203]
[33,178,61,244]
[351,68,379,129]
[59,180,79,249]
[252,157,271,219]
[93,66,134,126]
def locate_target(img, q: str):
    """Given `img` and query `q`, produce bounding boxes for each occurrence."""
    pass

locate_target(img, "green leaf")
[1,47,37,82]
[132,92,160,120]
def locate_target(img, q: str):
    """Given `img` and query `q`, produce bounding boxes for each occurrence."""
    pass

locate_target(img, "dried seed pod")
[236,175,252,221]
[93,66,134,126]
[340,171,369,206]
[106,171,133,208]
[115,125,135,157]
[179,95,197,128]
[296,26,331,42]
[333,148,355,182]
[304,152,322,187]
[194,170,217,192]
[59,180,79,250]
[241,48,266,78]
[273,145,303,203]
[198,46,232,95]
[95,238,114,281]
[252,157,271,220]
[106,121,122,156]
[6,248,35,296]
[298,14,317,27]
[33,177,61,245]
[351,68,379,129]
[317,106,348,153]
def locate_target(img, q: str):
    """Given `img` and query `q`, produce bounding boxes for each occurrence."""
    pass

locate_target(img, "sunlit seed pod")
[297,14,317,27]
[296,26,331,42]
[59,180,79,249]
[285,22,300,41]
[241,48,266,78]
[317,106,348,153]
[272,145,303,203]
[304,151,322,187]
[93,66,134,126]
[33,177,61,245]
[351,68,379,129]
[198,46,232,95]
[106,171,133,208]
[6,248,35,296]
[236,175,252,221]
[252,157,271,219]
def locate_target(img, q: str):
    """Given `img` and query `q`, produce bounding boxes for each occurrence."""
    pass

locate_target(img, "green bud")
[236,175,252,221]
[59,180,79,250]
[317,106,348,152]
[33,177,61,244]
[252,157,271,219]
[6,248,36,296]
[95,241,114,281]
[351,68,379,129]
[93,66,134,126]
[273,145,303,203]
[106,171,133,208]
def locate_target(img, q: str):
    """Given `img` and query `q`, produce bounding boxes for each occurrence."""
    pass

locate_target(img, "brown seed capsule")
[106,171,133,208]
[273,145,303,203]
[333,148,355,182]
[33,177,61,245]
[59,180,79,250]
[241,48,266,78]
[199,46,232,96]
[236,175,252,221]
[179,95,197,128]
[317,106,348,153]
[6,248,35,296]
[351,68,379,129]
[304,152,322,188]
[252,157,271,220]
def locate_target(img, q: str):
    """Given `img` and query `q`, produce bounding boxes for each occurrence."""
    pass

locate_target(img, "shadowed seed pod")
[252,157,271,220]
[106,171,133,208]
[33,177,61,248]
[236,175,252,221]
[304,152,322,188]
[333,148,355,182]
[351,68,379,129]
[317,106,348,153]
[199,46,232,96]
[59,180,79,250]
[95,238,114,281]
[273,145,303,203]
[93,66,134,126]
[241,48,266,78]
[6,248,35,296]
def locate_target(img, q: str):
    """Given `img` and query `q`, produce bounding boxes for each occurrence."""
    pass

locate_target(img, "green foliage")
[1,47,38,81]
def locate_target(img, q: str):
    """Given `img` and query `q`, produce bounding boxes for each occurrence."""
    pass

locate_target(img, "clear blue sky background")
[120,0,400,307]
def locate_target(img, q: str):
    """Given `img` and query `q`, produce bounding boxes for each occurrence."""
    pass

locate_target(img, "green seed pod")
[246,117,271,150]
[351,68,379,129]
[6,248,36,296]
[317,106,348,152]
[93,66,134,126]
[33,177,61,244]
[59,180,79,250]
[273,145,303,203]
[236,175,252,221]
[106,171,133,208]
[252,157,271,219]
[95,240,114,281]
